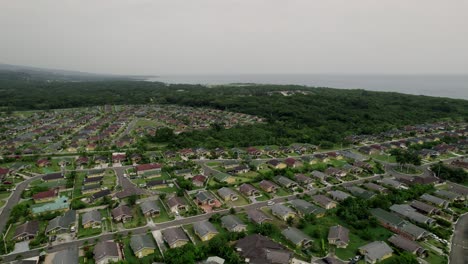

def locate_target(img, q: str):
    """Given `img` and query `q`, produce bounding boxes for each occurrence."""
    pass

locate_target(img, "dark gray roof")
[46,210,76,233]
[162,227,189,246]
[359,241,393,262]
[13,221,40,239]
[82,210,102,226]
[221,215,246,231]
[328,225,349,244]
[328,190,351,201]
[53,246,79,264]
[140,200,160,214]
[290,199,325,215]
[271,204,295,217]
[193,221,218,237]
[236,234,292,264]
[247,210,271,224]
[281,227,313,245]
[217,187,237,198]
[388,235,423,253]
[389,204,435,225]
[93,241,120,262]
[130,234,156,253]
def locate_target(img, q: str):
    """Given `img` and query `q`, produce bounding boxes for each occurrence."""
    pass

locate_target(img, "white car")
[267,201,275,206]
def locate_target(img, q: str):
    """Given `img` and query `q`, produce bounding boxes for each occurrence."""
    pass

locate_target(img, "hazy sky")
[1,0,467,75]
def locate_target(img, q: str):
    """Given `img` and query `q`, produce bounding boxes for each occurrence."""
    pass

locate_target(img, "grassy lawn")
[206,162,221,167]
[183,224,201,244]
[156,186,178,194]
[37,179,67,189]
[0,192,11,200]
[255,194,270,201]
[123,207,147,229]
[29,179,43,186]
[227,195,250,206]
[102,170,116,189]
[329,159,348,168]
[326,177,341,185]
[342,175,358,182]
[237,171,259,178]
[73,172,87,197]
[275,188,291,197]
[152,200,173,223]
[0,200,6,208]
[122,236,161,264]
[393,166,423,175]
[423,248,448,264]
[77,214,102,238]
[370,154,396,163]
[232,177,254,185]
[131,178,147,186]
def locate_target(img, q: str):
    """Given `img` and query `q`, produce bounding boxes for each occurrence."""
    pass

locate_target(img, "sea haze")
[147,74,468,100]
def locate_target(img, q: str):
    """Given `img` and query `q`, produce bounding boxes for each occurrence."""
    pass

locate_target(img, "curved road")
[450,213,468,264]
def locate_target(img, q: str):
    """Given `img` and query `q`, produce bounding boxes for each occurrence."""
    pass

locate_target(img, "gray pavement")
[450,213,468,264]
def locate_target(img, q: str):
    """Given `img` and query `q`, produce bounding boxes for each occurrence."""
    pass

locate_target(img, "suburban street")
[450,213,468,264]
[0,169,380,262]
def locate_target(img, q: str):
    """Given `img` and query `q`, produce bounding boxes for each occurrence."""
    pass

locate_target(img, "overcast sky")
[1,0,467,75]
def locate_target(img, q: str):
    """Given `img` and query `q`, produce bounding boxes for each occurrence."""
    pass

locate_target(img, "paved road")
[450,213,468,264]
[0,172,379,262]
[0,175,42,235]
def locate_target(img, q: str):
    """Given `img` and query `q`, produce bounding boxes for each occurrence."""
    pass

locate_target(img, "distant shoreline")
[146,74,468,100]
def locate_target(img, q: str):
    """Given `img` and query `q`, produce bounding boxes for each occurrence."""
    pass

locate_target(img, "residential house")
[136,163,162,178]
[13,221,39,241]
[192,174,207,187]
[88,169,106,178]
[342,164,363,174]
[221,215,247,232]
[146,179,168,189]
[267,159,287,169]
[328,225,349,248]
[37,158,51,167]
[358,241,393,264]
[259,180,278,193]
[247,209,272,224]
[271,204,296,221]
[46,210,76,234]
[364,183,388,194]
[380,178,405,189]
[434,189,462,201]
[162,227,190,248]
[130,234,156,258]
[282,227,313,247]
[42,173,64,182]
[193,221,219,241]
[329,190,352,202]
[274,176,298,189]
[420,194,449,208]
[289,199,325,217]
[52,247,79,264]
[166,196,188,213]
[213,172,235,184]
[217,187,239,201]
[284,158,302,168]
[370,208,429,240]
[82,210,102,229]
[239,183,260,197]
[346,186,376,199]
[388,235,427,257]
[235,234,292,264]
[90,189,111,203]
[325,167,347,177]
[93,241,121,264]
[111,205,133,223]
[82,183,101,194]
[140,200,160,217]
[389,204,435,225]
[195,191,217,206]
[311,195,337,209]
[227,164,250,175]
[33,188,59,203]
[311,170,327,181]
[410,200,439,215]
[0,167,10,180]
[294,174,313,186]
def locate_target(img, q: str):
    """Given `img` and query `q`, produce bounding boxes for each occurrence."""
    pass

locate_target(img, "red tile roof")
[32,189,58,200]
[136,163,162,172]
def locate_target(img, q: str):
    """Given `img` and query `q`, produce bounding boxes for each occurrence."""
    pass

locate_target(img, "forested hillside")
[1,77,467,148]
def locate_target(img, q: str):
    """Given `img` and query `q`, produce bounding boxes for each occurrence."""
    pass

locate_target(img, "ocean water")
[146,74,468,100]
